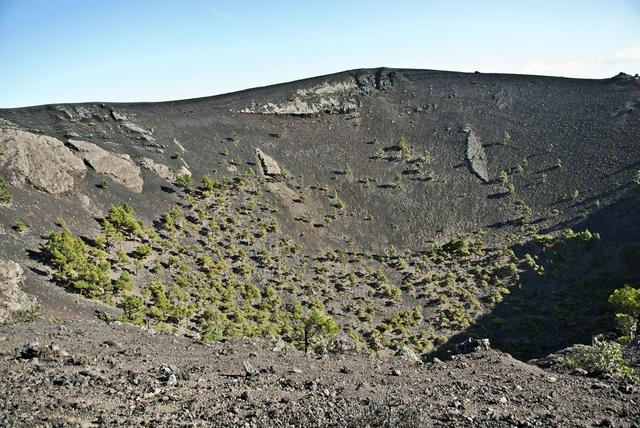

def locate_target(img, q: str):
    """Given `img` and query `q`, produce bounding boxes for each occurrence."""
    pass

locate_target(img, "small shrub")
[0,178,12,203]
[175,174,193,190]
[502,131,511,145]
[13,304,43,323]
[113,271,135,294]
[565,335,636,379]
[133,243,152,259]
[13,219,27,233]
[398,135,409,161]
[615,313,637,342]
[609,285,640,339]
[201,175,219,192]
[103,204,144,238]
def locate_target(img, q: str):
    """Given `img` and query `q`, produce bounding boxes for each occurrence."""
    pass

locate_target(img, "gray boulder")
[68,140,144,192]
[328,334,357,353]
[464,128,489,182]
[0,128,86,193]
[255,148,282,176]
[395,346,419,362]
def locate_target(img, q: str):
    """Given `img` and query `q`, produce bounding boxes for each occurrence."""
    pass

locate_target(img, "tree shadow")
[435,189,640,361]
[487,192,509,199]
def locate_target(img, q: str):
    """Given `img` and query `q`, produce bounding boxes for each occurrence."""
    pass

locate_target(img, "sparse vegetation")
[0,178,12,203]
[33,165,525,357]
[564,335,636,380]
[175,174,193,190]
[502,130,511,145]
[13,219,27,233]
[13,303,43,323]
[609,285,640,341]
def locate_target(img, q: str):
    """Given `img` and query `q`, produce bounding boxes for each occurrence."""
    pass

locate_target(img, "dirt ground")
[0,320,638,427]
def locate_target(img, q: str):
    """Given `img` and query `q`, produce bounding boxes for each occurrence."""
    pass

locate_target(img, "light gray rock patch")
[0,128,86,193]
[255,148,282,176]
[68,140,144,192]
[0,260,36,323]
[139,157,190,182]
[464,128,489,182]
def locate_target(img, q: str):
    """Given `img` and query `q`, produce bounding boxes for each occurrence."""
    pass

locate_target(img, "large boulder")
[328,334,357,353]
[464,128,489,182]
[255,149,282,176]
[68,140,144,192]
[0,128,86,193]
[447,337,491,356]
[0,260,36,323]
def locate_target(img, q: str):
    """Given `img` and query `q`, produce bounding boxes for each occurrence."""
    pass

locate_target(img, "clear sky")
[1,0,639,108]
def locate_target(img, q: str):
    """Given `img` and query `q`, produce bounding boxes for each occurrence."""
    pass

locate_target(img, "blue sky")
[1,0,639,107]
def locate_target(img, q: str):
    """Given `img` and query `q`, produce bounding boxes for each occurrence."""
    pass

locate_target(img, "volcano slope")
[0,68,640,426]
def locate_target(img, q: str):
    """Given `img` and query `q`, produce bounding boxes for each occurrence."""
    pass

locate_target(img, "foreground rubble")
[0,320,638,427]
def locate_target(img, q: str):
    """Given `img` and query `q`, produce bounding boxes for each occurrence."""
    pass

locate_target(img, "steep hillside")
[1,68,640,425]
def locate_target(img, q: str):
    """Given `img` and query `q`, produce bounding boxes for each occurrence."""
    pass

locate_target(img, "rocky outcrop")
[110,109,128,122]
[239,71,396,116]
[0,260,36,323]
[355,69,397,92]
[68,140,144,192]
[464,128,489,182]
[255,149,281,176]
[110,108,160,150]
[295,80,358,97]
[55,105,110,123]
[0,128,86,193]
[139,157,190,182]
[241,97,357,116]
[240,79,359,116]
